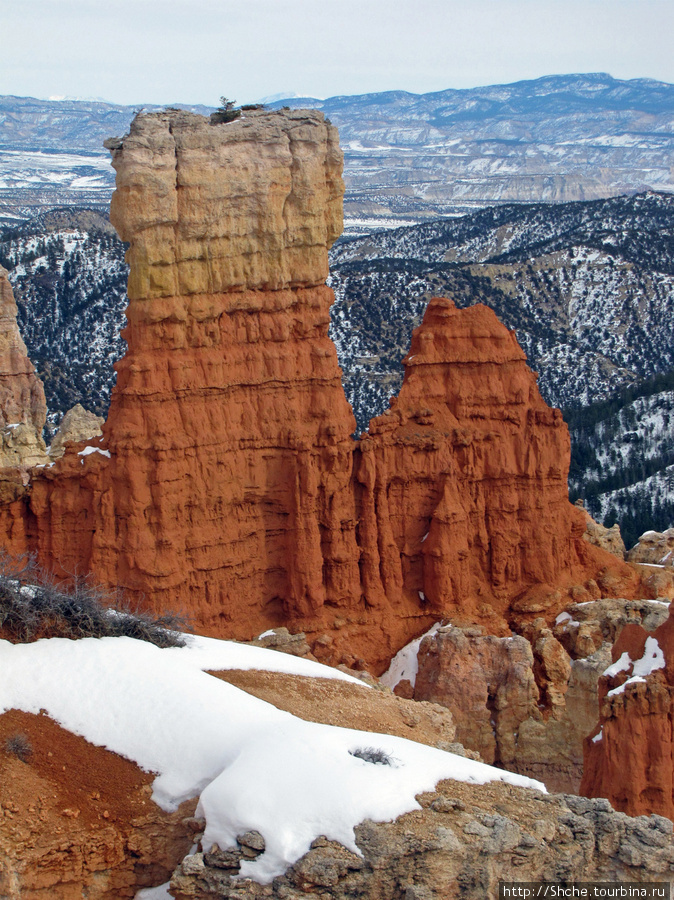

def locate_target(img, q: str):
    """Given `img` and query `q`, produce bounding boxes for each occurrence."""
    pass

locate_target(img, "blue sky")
[2,0,673,106]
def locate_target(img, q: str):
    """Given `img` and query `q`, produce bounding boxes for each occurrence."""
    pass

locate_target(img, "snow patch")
[554,611,580,627]
[78,446,111,462]
[603,651,632,678]
[602,638,665,697]
[380,622,442,691]
[607,675,647,697]
[167,634,364,685]
[632,636,665,678]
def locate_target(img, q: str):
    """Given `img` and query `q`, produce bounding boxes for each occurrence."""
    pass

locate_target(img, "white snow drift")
[0,633,544,883]
[380,622,442,691]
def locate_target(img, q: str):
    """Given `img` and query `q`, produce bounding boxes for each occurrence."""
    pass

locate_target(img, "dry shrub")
[0,552,187,647]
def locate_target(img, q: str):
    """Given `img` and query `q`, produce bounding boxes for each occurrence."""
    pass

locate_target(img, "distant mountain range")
[1,73,672,229]
[272,73,674,229]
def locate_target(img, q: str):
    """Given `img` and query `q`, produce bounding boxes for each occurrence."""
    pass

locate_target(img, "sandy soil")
[0,709,195,899]
[211,668,458,748]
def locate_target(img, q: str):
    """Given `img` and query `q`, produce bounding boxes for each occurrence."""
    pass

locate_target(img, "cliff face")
[0,109,644,669]
[171,787,674,900]
[0,267,47,435]
[20,109,360,645]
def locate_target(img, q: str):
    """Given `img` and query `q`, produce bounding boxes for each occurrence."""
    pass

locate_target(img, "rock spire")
[0,109,647,669]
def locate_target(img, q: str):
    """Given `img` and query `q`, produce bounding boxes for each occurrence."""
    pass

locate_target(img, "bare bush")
[349,746,393,766]
[0,552,187,647]
[5,732,32,761]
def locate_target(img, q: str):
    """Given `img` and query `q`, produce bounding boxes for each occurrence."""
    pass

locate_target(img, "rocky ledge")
[171,781,674,899]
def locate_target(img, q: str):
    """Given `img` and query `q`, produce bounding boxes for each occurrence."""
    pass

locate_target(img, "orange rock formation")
[0,109,646,670]
[581,609,674,818]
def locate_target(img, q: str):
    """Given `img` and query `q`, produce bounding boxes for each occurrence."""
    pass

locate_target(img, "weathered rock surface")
[106,108,343,300]
[555,597,671,657]
[393,601,672,793]
[0,423,48,469]
[628,528,674,567]
[578,503,626,559]
[169,779,674,899]
[405,622,588,790]
[48,403,104,460]
[349,296,643,662]
[0,267,48,468]
[0,108,650,670]
[412,625,538,767]
[581,603,674,819]
[0,267,47,436]
[516,600,671,793]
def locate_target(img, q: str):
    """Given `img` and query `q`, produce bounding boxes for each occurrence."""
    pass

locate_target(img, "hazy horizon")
[3,70,673,112]
[1,0,672,108]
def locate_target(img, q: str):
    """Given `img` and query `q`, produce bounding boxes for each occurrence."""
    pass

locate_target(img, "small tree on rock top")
[210,97,241,124]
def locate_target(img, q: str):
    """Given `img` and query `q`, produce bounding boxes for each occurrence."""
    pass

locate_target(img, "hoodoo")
[0,109,645,669]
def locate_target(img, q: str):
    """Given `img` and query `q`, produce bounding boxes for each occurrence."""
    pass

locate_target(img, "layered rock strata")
[343,298,642,665]
[0,267,47,435]
[0,109,647,670]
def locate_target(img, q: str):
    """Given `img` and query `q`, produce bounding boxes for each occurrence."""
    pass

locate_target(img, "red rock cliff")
[0,109,644,670]
[581,609,674,818]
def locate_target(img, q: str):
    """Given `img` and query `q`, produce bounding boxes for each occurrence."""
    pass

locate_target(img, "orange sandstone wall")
[0,109,644,670]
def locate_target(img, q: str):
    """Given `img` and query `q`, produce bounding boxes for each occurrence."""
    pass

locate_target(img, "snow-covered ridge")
[0,633,544,883]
